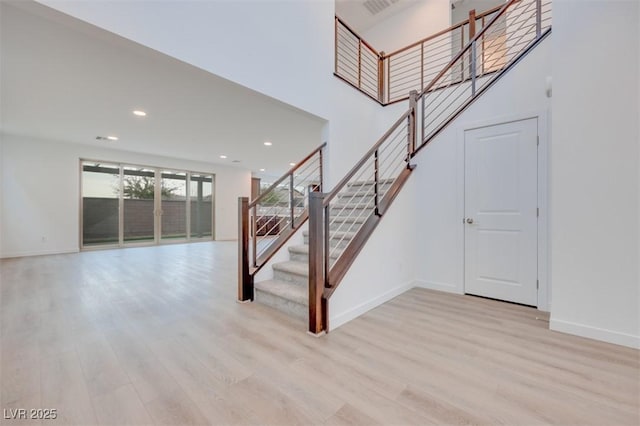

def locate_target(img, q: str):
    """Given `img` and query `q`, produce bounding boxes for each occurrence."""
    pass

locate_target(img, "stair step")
[346,179,395,189]
[329,215,369,226]
[288,244,342,262]
[254,279,307,320]
[337,194,373,204]
[272,260,308,285]
[339,187,391,198]
[331,202,373,211]
[303,230,357,248]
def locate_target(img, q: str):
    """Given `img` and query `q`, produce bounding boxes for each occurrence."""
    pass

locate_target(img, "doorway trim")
[456,109,549,311]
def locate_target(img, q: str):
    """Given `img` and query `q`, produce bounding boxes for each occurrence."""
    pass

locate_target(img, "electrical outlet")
[41,236,47,243]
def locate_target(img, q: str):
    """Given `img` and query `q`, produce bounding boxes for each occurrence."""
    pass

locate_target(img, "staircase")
[254,180,393,322]
[239,0,552,334]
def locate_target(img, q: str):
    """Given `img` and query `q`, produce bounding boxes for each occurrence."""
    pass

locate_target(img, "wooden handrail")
[383,4,503,58]
[418,0,517,98]
[335,15,380,57]
[412,26,552,159]
[324,167,413,295]
[238,197,252,302]
[322,111,410,207]
[338,4,502,61]
[335,2,505,106]
[238,142,326,303]
[249,142,326,208]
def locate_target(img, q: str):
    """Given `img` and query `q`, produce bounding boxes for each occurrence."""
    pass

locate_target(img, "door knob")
[466,218,474,224]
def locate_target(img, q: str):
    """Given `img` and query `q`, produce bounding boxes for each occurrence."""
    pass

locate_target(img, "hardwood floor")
[1,241,638,425]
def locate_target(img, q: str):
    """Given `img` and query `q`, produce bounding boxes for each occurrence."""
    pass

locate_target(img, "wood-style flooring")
[1,242,638,425]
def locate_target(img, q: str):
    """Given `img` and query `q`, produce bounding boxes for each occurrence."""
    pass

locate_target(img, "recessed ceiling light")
[259,168,265,172]
[289,162,296,166]
[263,141,272,146]
[219,155,227,159]
[232,160,241,163]
[133,110,147,117]
[106,135,119,141]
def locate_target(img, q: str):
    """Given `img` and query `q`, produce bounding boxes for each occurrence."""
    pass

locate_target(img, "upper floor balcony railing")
[335,0,552,105]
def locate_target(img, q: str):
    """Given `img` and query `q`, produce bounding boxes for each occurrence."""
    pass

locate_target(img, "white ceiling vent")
[362,0,400,15]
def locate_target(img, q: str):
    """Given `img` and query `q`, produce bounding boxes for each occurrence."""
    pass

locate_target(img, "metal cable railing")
[309,0,552,334]
[417,0,552,148]
[335,5,504,105]
[335,17,383,103]
[238,143,325,301]
[307,103,417,332]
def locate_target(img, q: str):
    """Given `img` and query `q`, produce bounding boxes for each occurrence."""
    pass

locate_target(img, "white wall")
[549,0,639,349]
[362,0,451,53]
[412,36,551,302]
[0,133,250,258]
[330,175,418,329]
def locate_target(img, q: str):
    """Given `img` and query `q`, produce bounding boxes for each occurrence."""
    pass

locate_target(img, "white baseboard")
[1,247,79,259]
[414,279,462,294]
[329,281,414,331]
[550,318,640,349]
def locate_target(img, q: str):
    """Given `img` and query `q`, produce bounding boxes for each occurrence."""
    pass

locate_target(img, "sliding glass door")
[189,174,213,239]
[81,162,120,247]
[123,166,156,245]
[81,160,214,249]
[160,170,188,241]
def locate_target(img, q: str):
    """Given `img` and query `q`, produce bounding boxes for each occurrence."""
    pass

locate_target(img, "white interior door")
[464,118,538,306]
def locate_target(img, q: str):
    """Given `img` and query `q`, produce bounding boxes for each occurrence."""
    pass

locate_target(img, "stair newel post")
[408,90,418,158]
[469,9,477,96]
[378,51,386,104]
[471,40,477,96]
[251,205,257,267]
[324,203,330,294]
[308,191,326,335]
[238,197,253,302]
[460,26,465,83]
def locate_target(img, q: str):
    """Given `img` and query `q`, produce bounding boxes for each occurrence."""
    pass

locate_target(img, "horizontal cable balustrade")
[238,143,325,301]
[307,103,417,333]
[335,4,504,105]
[416,0,552,149]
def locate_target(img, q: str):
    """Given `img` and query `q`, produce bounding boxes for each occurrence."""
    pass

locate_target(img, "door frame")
[456,110,549,311]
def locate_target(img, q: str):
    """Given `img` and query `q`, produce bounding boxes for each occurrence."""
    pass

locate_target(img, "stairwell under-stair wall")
[410,35,551,309]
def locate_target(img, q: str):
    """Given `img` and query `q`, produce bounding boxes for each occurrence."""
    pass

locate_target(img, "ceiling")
[335,0,428,33]
[0,1,326,179]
